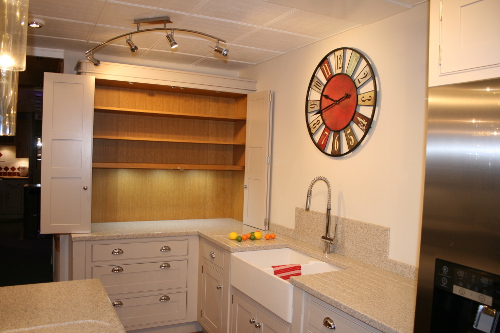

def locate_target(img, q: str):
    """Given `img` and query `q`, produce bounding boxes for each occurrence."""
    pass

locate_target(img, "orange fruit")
[270,233,276,239]
[265,234,271,240]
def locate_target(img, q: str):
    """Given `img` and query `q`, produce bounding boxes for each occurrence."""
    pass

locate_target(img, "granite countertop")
[72,218,416,333]
[0,279,125,332]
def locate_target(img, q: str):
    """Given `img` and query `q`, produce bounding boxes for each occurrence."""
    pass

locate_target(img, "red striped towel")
[272,264,302,280]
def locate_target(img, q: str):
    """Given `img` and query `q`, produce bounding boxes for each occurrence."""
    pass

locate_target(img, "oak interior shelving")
[91,80,247,223]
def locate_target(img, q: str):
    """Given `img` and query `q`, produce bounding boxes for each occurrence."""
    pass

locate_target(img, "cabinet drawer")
[111,291,187,330]
[305,295,381,333]
[92,239,189,262]
[201,240,225,270]
[92,260,187,295]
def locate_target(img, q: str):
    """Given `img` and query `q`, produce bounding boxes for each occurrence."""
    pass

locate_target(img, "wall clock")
[305,47,377,156]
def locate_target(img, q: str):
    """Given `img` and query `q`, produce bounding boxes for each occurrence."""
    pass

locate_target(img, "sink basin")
[230,248,341,323]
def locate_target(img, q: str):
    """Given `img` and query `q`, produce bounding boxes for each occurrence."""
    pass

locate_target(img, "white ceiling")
[27,0,425,72]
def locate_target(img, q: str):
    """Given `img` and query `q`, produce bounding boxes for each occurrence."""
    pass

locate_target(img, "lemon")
[229,232,238,240]
[254,231,262,240]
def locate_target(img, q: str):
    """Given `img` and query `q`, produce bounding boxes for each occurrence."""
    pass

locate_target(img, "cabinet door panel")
[200,263,224,333]
[441,0,500,73]
[231,292,257,333]
[92,260,187,295]
[41,73,94,234]
[243,91,273,230]
[258,308,290,333]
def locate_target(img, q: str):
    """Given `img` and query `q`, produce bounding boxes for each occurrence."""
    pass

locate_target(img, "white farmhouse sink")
[231,248,341,323]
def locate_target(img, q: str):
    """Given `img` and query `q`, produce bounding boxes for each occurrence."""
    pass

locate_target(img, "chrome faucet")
[305,176,334,254]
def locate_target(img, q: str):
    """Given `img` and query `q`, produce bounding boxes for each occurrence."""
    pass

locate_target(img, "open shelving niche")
[87,74,252,223]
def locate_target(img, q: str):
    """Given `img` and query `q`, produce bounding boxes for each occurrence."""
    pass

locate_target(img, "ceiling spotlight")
[214,44,229,57]
[126,34,138,52]
[86,54,100,66]
[166,31,178,49]
[28,19,45,28]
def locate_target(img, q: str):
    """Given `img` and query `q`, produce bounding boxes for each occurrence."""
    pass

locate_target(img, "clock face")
[305,47,377,156]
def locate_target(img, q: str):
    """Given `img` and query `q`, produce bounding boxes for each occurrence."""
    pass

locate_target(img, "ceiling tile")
[194,0,292,26]
[28,0,105,24]
[96,2,188,29]
[140,49,206,65]
[267,10,359,39]
[28,18,94,41]
[178,16,257,43]
[195,57,255,71]
[27,35,90,52]
[222,44,282,64]
[236,28,316,52]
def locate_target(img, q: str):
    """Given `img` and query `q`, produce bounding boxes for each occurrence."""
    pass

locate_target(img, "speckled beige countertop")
[0,279,125,332]
[71,218,416,333]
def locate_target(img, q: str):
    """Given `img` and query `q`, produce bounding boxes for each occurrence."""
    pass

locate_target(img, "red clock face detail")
[305,47,377,157]
[321,74,357,131]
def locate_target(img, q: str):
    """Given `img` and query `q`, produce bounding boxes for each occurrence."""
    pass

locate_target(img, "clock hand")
[312,93,352,115]
[323,95,336,103]
[336,93,350,103]
[311,101,336,116]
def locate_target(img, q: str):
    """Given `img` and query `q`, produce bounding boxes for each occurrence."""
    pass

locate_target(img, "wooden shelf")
[92,162,244,171]
[93,135,245,146]
[95,106,246,121]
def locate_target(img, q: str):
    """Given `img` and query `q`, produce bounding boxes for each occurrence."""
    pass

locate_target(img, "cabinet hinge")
[267,156,271,165]
[439,45,442,66]
[232,295,234,304]
[269,92,272,102]
[201,265,204,273]
[201,310,203,317]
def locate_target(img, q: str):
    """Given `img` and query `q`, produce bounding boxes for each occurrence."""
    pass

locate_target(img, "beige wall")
[240,3,429,267]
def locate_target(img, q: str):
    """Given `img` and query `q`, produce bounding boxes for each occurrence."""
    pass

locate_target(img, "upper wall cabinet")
[428,0,500,86]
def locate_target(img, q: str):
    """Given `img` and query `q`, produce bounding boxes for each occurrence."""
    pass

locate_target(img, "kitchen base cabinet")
[300,292,381,333]
[198,239,231,333]
[0,178,29,218]
[231,288,291,333]
[72,236,199,332]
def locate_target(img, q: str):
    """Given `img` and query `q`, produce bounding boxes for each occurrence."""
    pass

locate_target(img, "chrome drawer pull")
[159,295,170,302]
[210,251,216,258]
[111,266,124,273]
[217,285,222,289]
[111,248,124,255]
[255,322,262,328]
[112,300,123,307]
[249,318,256,324]
[323,317,336,329]
[160,263,171,269]
[160,246,171,252]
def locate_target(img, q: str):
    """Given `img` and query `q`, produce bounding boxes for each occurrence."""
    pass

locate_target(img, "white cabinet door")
[243,91,273,230]
[41,73,94,234]
[231,291,258,333]
[199,263,224,333]
[440,0,500,74]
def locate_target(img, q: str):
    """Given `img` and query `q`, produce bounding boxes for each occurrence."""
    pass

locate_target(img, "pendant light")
[0,0,30,71]
[0,69,18,136]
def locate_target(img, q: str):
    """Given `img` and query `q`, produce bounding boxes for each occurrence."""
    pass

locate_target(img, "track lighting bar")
[84,16,229,66]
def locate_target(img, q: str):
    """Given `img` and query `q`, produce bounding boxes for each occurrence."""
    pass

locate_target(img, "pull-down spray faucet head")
[305,176,334,254]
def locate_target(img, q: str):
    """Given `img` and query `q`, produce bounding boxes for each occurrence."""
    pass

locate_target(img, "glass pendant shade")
[0,69,18,135]
[0,0,29,71]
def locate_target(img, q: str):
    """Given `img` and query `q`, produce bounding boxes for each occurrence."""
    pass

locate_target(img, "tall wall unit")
[76,61,257,223]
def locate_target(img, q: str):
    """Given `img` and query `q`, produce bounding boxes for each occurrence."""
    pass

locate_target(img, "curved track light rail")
[85,16,229,66]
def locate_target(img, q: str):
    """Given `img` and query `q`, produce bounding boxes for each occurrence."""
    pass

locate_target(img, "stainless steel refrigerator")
[415,78,500,332]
